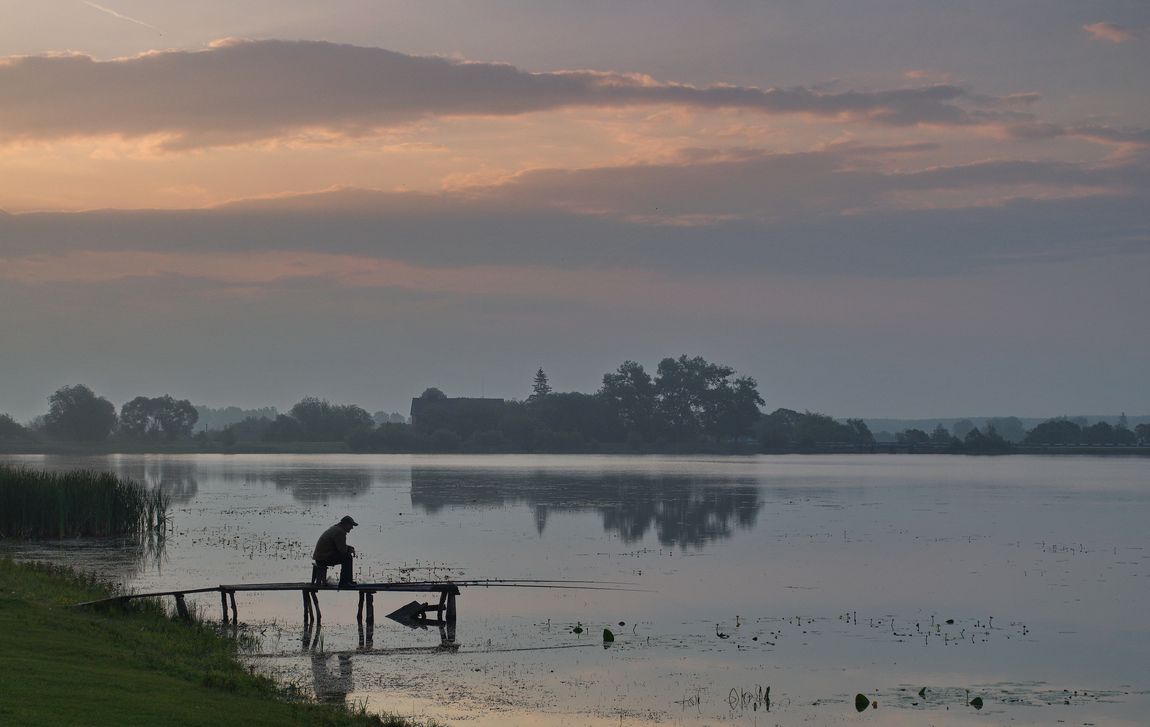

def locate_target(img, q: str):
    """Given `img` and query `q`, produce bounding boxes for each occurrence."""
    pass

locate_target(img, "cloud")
[1083,22,1142,43]
[1005,122,1150,149]
[2,147,1146,279]
[0,39,1018,149]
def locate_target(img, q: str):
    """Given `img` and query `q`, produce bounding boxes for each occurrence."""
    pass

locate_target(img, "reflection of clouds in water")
[218,470,373,503]
[410,469,762,548]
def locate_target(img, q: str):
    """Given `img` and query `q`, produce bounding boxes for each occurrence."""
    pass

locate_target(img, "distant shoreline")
[3,443,1148,457]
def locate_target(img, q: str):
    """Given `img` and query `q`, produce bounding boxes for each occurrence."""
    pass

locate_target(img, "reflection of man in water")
[310,652,354,704]
[313,515,358,587]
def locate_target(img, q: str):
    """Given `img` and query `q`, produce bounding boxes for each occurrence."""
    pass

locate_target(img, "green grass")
[0,559,427,727]
[0,465,168,538]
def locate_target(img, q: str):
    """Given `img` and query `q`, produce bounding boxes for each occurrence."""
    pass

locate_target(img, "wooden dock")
[75,580,461,628]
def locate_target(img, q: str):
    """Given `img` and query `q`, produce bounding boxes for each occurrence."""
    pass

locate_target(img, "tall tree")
[653,355,763,439]
[930,423,952,444]
[44,385,117,442]
[120,395,198,440]
[598,360,655,435]
[530,368,553,401]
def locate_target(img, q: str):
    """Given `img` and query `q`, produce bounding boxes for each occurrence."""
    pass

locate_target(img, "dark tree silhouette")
[120,395,198,440]
[44,384,117,442]
[599,360,655,436]
[529,368,553,401]
[288,397,373,441]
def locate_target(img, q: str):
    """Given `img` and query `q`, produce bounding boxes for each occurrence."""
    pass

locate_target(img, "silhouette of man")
[313,515,358,587]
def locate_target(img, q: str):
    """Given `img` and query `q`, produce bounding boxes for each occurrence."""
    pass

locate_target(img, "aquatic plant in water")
[0,465,169,538]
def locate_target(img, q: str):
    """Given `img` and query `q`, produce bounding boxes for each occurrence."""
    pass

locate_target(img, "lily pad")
[603,628,614,642]
[855,693,870,712]
[969,696,984,710]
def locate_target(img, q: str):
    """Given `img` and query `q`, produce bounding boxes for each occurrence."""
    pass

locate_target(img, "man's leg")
[337,551,355,586]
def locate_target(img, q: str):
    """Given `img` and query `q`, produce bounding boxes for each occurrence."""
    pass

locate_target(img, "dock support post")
[366,592,375,625]
[302,590,312,624]
[445,591,456,624]
[309,590,321,622]
[228,591,237,622]
[174,593,190,622]
[220,591,229,624]
[357,591,365,623]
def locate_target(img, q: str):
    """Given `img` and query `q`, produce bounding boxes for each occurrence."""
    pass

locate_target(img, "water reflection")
[410,469,762,548]
[219,471,373,503]
[302,625,355,705]
[112,460,199,505]
[0,532,166,582]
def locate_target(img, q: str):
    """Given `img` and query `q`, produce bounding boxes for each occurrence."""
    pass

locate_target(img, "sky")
[1,0,1148,421]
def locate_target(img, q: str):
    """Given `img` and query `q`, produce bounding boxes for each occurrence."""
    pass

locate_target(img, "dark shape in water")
[970,696,984,709]
[855,693,870,712]
[603,628,614,642]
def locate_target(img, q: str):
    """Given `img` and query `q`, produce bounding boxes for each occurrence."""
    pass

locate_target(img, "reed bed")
[0,465,169,538]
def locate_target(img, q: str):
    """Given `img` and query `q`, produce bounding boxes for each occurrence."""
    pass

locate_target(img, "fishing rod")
[362,580,649,592]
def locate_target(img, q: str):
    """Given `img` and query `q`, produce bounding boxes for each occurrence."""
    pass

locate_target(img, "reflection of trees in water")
[110,460,199,505]
[217,470,373,503]
[410,469,762,549]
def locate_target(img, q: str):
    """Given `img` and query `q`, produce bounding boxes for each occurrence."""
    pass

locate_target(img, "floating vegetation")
[855,693,872,712]
[603,628,614,642]
[0,465,168,538]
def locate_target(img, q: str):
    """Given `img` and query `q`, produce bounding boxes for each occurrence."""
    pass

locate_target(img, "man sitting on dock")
[313,515,358,588]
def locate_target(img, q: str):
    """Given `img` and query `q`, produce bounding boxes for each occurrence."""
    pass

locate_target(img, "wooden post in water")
[365,592,375,625]
[174,593,190,622]
[302,591,312,624]
[309,590,321,622]
[356,591,365,623]
[228,591,238,622]
[445,591,456,624]
[220,590,229,624]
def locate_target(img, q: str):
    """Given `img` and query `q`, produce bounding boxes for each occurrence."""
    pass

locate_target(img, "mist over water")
[3,453,1148,725]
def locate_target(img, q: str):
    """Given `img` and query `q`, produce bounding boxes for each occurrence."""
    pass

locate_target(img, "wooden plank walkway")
[75,580,462,627]
[73,578,641,627]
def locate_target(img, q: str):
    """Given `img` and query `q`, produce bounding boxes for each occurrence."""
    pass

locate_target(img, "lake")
[2,453,1148,725]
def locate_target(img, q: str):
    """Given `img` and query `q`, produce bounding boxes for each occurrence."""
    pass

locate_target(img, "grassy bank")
[0,559,421,727]
[0,465,168,538]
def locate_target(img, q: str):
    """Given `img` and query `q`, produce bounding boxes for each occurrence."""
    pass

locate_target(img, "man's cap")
[339,515,359,527]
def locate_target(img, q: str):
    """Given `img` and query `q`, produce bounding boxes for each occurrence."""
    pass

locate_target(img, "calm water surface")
[3,454,1148,726]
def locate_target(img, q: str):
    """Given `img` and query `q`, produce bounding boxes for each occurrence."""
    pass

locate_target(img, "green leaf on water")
[855,693,870,712]
[918,687,927,698]
[969,696,983,710]
[603,628,614,642]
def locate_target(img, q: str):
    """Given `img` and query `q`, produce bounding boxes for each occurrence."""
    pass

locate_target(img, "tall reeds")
[0,465,169,538]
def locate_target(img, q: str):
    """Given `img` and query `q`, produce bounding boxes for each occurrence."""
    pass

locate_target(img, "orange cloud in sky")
[1083,22,1141,43]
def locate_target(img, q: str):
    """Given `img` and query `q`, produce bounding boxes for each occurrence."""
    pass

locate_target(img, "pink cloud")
[1083,22,1141,43]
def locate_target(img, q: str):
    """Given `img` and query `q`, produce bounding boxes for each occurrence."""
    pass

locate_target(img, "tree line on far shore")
[2,357,1148,454]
